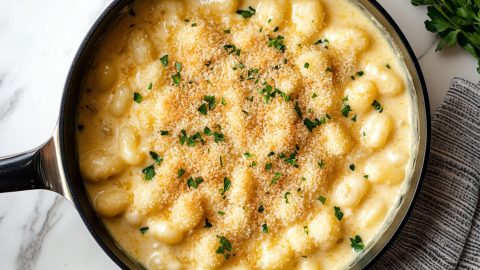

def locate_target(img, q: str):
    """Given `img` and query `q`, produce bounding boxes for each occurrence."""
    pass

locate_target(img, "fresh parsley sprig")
[412,0,480,73]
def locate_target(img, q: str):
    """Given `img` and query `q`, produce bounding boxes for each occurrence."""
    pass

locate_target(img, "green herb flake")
[139,227,149,234]
[351,114,357,122]
[312,92,318,98]
[318,195,327,205]
[178,168,185,178]
[224,29,231,34]
[244,152,253,159]
[364,175,369,179]
[174,62,183,73]
[172,72,181,85]
[204,218,213,228]
[142,165,155,181]
[204,95,216,110]
[261,223,269,233]
[187,177,204,189]
[350,164,356,171]
[222,177,232,195]
[273,26,279,32]
[133,92,142,103]
[268,35,286,52]
[294,102,303,119]
[350,235,364,252]
[198,103,208,115]
[326,67,332,72]
[160,55,169,67]
[236,6,256,18]
[160,130,169,136]
[258,204,265,213]
[191,23,197,27]
[149,151,163,165]
[265,163,272,171]
[386,64,391,69]
[372,100,384,113]
[218,211,225,216]
[221,97,227,105]
[216,235,233,259]
[304,225,309,235]
[318,160,325,168]
[270,172,282,186]
[356,71,365,77]
[334,206,344,221]
[284,192,291,204]
[304,62,310,69]
[147,82,153,90]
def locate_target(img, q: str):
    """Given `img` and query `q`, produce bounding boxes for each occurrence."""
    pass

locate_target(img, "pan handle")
[0,146,46,192]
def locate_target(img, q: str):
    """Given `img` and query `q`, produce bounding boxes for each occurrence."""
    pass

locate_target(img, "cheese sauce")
[76,0,417,269]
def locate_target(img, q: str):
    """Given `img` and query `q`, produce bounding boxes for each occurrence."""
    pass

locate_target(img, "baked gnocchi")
[76,0,416,269]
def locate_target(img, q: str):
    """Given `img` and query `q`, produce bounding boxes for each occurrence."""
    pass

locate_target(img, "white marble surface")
[0,1,478,269]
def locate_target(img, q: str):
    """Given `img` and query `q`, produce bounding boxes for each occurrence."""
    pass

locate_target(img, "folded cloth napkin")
[372,78,480,269]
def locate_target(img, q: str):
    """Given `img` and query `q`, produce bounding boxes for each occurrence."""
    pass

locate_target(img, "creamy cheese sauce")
[76,0,417,269]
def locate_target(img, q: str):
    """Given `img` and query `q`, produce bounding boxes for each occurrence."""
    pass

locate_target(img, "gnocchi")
[77,0,415,268]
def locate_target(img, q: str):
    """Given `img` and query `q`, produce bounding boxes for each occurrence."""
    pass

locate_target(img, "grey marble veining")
[0,1,478,270]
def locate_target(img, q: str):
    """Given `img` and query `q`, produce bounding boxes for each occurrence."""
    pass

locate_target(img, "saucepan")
[0,0,430,269]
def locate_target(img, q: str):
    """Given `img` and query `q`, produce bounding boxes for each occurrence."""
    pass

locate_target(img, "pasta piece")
[95,190,132,218]
[149,220,184,245]
[298,258,321,270]
[308,211,341,251]
[296,49,330,81]
[118,126,145,165]
[223,206,250,237]
[291,0,324,39]
[333,174,370,208]
[147,252,183,270]
[360,113,393,149]
[229,167,254,206]
[257,240,295,270]
[366,63,403,96]
[191,233,224,269]
[285,225,315,256]
[359,201,386,227]
[344,80,377,113]
[364,151,407,185]
[170,193,204,232]
[255,0,287,28]
[134,62,164,91]
[324,123,352,156]
[128,28,154,65]
[79,150,124,182]
[323,27,370,54]
[94,61,118,92]
[110,85,132,117]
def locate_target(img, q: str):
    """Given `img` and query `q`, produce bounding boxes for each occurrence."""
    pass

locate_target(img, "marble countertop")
[0,1,478,269]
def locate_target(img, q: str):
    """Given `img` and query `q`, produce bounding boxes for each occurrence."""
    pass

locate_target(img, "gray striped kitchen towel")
[372,78,480,269]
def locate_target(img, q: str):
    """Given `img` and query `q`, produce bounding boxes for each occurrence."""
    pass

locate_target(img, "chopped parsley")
[160,130,169,136]
[386,64,391,69]
[172,72,181,85]
[284,192,291,203]
[224,29,231,34]
[191,22,197,27]
[334,206,344,221]
[178,168,185,178]
[204,95,216,110]
[265,163,272,171]
[364,175,369,179]
[160,54,168,67]
[174,62,182,72]
[244,152,253,159]
[326,67,333,72]
[218,211,225,215]
[133,92,142,103]
[303,115,329,132]
[341,96,352,117]
[273,26,279,32]
[350,235,364,252]
[349,164,356,171]
[204,218,212,228]
[198,103,208,115]
[221,177,231,195]
[268,35,286,52]
[294,102,303,119]
[223,44,241,56]
[357,71,365,77]
[258,204,265,213]
[179,130,204,146]
[318,195,327,205]
[270,172,282,186]
[317,160,325,168]
[372,100,384,113]
[139,227,149,234]
[236,6,256,18]
[304,63,310,69]
[187,177,204,189]
[149,151,163,165]
[147,82,153,90]
[142,165,155,181]
[261,223,269,233]
[247,68,259,80]
[314,38,329,48]
[312,92,318,98]
[216,236,233,259]
[304,225,309,235]
[351,114,357,122]
[282,150,299,168]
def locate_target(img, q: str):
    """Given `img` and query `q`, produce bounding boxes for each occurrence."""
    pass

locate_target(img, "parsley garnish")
[204,218,212,228]
[304,63,310,69]
[334,206,344,221]
[341,96,352,117]
[294,102,303,119]
[187,177,204,189]
[147,82,153,90]
[244,152,253,159]
[282,150,299,167]
[386,63,391,69]
[149,151,163,165]
[265,163,272,171]
[258,204,265,213]
[304,225,309,235]
[133,92,142,103]
[284,192,291,203]
[261,223,269,233]
[179,130,204,146]
[349,164,356,171]
[142,165,155,181]
[160,130,169,136]
[160,54,168,67]
[236,6,256,18]
[350,235,364,252]
[364,175,369,179]
[270,172,282,186]
[216,236,233,259]
[218,211,225,215]
[357,71,365,77]
[224,29,231,34]
[139,227,149,234]
[178,168,185,178]
[223,44,241,55]
[175,62,182,72]
[198,103,208,115]
[247,68,259,80]
[303,116,329,132]
[351,114,357,122]
[318,195,326,204]
[221,177,231,195]
[268,35,286,52]
[172,72,181,85]
[317,160,325,168]
[204,95,216,110]
[372,100,384,113]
